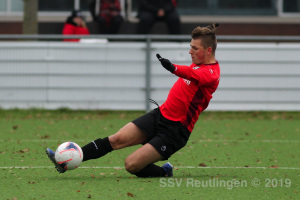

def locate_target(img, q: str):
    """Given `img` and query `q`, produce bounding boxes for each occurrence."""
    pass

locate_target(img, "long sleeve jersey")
[159,62,220,132]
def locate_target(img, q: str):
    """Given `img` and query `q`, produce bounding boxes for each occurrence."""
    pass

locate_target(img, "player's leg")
[82,108,158,162]
[124,135,175,177]
[46,109,157,173]
[81,122,147,161]
[109,122,147,149]
[125,143,163,172]
[46,122,147,173]
[124,143,170,177]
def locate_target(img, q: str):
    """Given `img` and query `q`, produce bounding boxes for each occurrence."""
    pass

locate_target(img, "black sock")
[134,164,166,177]
[82,137,113,162]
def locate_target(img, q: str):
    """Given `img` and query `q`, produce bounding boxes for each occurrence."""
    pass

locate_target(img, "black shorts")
[132,108,190,160]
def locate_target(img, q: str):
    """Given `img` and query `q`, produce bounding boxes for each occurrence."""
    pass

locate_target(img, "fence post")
[145,36,151,112]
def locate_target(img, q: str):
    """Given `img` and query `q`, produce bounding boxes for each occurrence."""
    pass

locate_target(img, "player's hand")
[156,54,175,73]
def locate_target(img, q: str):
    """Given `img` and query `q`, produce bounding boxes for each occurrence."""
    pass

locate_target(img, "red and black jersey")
[159,62,220,132]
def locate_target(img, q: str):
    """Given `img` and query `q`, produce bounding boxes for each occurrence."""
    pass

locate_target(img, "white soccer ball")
[55,142,83,170]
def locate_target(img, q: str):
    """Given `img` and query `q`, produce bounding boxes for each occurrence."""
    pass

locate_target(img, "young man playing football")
[46,23,220,177]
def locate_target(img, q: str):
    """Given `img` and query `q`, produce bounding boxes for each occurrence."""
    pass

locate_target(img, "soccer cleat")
[162,162,173,177]
[45,148,66,173]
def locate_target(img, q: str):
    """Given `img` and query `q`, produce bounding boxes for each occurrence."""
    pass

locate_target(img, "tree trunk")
[23,0,38,34]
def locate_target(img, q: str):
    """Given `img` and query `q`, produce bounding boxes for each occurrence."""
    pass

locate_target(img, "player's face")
[189,39,208,65]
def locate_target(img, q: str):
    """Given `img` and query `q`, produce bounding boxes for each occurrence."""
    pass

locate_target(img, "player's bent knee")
[124,157,141,174]
[108,134,120,150]
[109,134,128,150]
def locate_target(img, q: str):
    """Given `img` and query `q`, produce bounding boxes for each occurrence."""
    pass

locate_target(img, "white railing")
[0,35,300,111]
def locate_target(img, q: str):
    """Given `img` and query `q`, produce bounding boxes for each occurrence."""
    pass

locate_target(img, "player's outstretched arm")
[156,54,176,73]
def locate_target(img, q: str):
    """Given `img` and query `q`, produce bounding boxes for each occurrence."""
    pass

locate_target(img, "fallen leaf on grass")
[41,135,50,139]
[127,192,135,197]
[19,149,30,153]
[199,163,207,167]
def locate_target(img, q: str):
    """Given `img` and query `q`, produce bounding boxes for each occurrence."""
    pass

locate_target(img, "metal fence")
[0,35,300,111]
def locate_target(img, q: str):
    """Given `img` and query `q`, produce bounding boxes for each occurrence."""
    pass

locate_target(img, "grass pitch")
[0,110,299,199]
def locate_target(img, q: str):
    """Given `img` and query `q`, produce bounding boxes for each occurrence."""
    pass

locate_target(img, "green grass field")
[0,110,299,199]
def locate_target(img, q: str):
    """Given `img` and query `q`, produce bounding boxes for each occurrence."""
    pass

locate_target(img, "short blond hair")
[191,23,219,55]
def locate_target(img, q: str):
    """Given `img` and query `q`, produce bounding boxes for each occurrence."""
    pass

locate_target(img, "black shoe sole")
[45,148,66,174]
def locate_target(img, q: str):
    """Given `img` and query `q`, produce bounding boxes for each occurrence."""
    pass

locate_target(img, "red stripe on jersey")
[160,62,220,132]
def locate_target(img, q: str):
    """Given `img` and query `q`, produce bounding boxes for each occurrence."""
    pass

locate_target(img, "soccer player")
[46,23,220,177]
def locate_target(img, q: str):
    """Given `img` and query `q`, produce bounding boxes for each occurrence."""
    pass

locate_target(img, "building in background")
[0,0,300,35]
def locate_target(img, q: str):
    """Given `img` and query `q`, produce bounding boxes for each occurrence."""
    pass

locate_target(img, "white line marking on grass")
[0,166,123,169]
[1,166,300,170]
[0,166,124,169]
[177,166,300,170]
[0,139,90,143]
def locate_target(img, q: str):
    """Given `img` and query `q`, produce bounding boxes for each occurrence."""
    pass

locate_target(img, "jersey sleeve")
[173,64,220,86]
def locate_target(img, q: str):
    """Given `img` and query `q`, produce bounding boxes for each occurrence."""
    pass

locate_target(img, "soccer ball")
[55,142,83,170]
